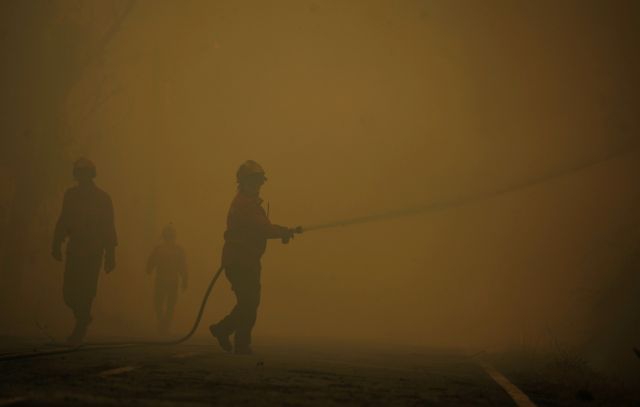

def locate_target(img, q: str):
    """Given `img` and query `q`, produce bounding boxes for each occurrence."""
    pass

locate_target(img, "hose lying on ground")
[0,266,225,362]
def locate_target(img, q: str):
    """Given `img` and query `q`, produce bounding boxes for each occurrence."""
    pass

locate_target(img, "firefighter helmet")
[162,223,176,241]
[236,160,267,183]
[73,157,97,179]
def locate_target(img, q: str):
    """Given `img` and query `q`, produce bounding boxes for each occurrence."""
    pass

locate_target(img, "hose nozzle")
[281,226,303,244]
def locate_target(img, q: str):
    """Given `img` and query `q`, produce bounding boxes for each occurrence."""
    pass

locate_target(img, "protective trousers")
[63,250,102,336]
[215,265,261,350]
[154,279,178,332]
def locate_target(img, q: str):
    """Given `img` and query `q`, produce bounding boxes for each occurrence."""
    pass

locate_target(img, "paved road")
[0,338,527,406]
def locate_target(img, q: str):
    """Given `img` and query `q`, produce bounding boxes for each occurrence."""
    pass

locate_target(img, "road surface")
[0,337,539,406]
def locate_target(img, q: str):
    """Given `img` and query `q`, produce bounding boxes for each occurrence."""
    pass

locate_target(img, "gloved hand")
[104,248,116,273]
[281,226,303,244]
[52,245,63,262]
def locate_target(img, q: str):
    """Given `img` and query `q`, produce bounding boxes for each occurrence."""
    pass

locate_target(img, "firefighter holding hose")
[209,160,301,355]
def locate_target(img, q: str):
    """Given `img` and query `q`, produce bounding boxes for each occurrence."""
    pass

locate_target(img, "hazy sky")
[1,0,639,350]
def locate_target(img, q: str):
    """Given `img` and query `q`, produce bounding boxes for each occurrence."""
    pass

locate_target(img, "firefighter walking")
[146,223,188,334]
[52,158,117,346]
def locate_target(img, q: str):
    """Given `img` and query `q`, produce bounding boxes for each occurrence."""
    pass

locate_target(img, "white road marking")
[0,397,27,406]
[98,365,139,377]
[477,359,537,407]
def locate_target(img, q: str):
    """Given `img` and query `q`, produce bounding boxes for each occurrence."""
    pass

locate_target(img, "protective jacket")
[147,242,187,285]
[221,191,289,268]
[53,183,117,255]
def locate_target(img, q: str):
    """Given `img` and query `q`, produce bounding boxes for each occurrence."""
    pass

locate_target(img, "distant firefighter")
[209,160,302,355]
[52,158,117,346]
[146,223,188,334]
